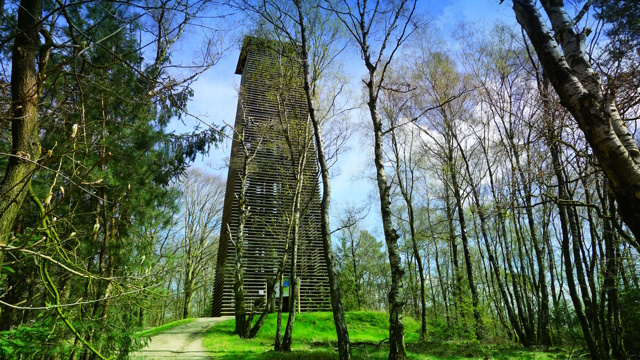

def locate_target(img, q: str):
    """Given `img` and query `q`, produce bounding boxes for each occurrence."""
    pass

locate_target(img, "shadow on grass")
[134,318,196,338]
[209,349,339,360]
[203,313,568,360]
[407,341,568,360]
[205,325,339,360]
[207,337,568,360]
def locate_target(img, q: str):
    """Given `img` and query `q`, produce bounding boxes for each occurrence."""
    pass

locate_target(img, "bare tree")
[325,0,419,358]
[178,169,224,319]
[380,84,429,339]
[511,0,640,242]
[226,90,266,337]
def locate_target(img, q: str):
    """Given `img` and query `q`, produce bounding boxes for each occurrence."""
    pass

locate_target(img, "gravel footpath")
[133,316,232,359]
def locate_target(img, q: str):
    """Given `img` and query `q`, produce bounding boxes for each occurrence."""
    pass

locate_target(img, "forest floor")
[202,311,569,359]
[134,316,232,359]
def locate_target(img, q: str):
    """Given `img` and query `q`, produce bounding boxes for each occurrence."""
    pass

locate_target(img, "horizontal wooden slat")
[212,37,330,317]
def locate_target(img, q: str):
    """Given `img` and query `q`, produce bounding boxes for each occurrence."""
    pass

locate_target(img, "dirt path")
[134,317,232,359]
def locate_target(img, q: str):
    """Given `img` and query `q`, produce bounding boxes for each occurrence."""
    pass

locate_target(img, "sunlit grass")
[203,311,568,359]
[133,318,196,338]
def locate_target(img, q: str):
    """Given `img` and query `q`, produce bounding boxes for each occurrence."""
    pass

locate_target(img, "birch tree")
[511,0,640,242]
[325,0,419,357]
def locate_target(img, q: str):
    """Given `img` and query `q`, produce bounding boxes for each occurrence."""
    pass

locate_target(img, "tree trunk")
[459,134,530,346]
[548,130,602,360]
[280,117,310,351]
[390,127,427,339]
[281,208,300,352]
[605,192,628,359]
[0,0,43,277]
[294,5,351,356]
[249,230,292,339]
[183,266,194,319]
[566,183,607,358]
[234,185,247,335]
[511,141,550,346]
[232,116,254,337]
[444,184,463,326]
[512,0,640,241]
[448,150,483,339]
[433,242,450,327]
[366,95,406,358]
[274,277,284,351]
[326,1,416,357]
[426,191,448,324]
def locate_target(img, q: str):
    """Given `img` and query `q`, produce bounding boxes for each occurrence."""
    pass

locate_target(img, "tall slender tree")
[325,0,418,357]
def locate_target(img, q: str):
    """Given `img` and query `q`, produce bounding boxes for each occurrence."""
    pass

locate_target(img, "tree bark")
[248,215,294,339]
[233,214,247,336]
[365,89,406,358]
[275,276,284,351]
[444,184,463,325]
[281,95,311,353]
[390,127,427,339]
[183,265,194,319]
[512,0,640,241]
[233,129,251,336]
[294,3,351,357]
[281,205,300,351]
[0,0,43,276]
[511,138,550,346]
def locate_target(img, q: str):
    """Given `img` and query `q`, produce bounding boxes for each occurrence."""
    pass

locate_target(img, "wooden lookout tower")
[211,37,330,317]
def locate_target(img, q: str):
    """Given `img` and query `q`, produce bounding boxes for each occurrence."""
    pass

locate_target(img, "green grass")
[134,318,196,338]
[203,311,568,359]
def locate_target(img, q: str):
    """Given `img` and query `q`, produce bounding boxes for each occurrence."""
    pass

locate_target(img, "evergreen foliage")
[0,1,223,358]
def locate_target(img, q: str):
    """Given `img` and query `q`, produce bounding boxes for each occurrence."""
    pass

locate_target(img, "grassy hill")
[203,311,567,359]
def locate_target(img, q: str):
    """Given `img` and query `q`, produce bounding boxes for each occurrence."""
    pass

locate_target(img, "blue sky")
[171,0,519,237]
